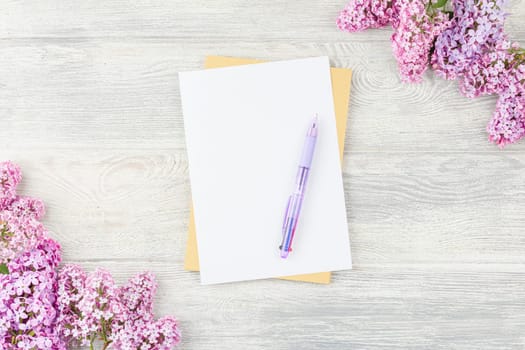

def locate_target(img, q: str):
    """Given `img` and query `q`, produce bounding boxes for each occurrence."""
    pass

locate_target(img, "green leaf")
[432,0,448,8]
[0,263,8,275]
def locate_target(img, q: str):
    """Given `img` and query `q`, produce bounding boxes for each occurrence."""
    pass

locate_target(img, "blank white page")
[179,56,352,284]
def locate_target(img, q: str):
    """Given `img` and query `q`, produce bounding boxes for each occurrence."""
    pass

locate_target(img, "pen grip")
[280,192,304,258]
[299,135,317,168]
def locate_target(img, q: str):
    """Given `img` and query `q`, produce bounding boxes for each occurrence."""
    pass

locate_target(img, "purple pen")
[279,116,318,259]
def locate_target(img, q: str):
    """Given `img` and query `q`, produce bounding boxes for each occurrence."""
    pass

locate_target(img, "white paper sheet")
[179,56,352,284]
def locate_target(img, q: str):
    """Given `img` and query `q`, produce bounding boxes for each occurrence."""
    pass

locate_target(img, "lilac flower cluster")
[337,0,452,82]
[0,162,22,201]
[487,92,525,146]
[0,211,48,266]
[0,239,65,349]
[432,0,508,80]
[112,273,181,350]
[337,0,394,32]
[337,0,525,146]
[391,0,451,82]
[0,161,181,349]
[57,268,181,350]
[0,162,48,265]
[0,166,65,350]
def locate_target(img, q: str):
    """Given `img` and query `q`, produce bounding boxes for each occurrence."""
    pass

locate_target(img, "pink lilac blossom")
[0,211,49,265]
[0,162,22,210]
[117,272,157,322]
[76,269,122,349]
[391,0,451,82]
[338,0,453,82]
[486,48,525,146]
[8,195,46,221]
[337,0,395,32]
[0,160,181,349]
[0,161,45,220]
[487,92,525,146]
[8,237,61,274]
[501,46,525,97]
[0,162,21,201]
[111,273,181,350]
[56,265,89,346]
[142,317,181,350]
[0,239,65,350]
[58,268,181,350]
[461,43,525,145]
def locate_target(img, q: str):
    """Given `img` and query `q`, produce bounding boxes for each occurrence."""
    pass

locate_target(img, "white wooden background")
[1,1,525,349]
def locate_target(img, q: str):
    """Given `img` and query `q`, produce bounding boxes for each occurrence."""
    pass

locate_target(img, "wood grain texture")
[0,0,524,41]
[1,0,525,348]
[2,150,525,269]
[61,261,525,349]
[2,40,525,152]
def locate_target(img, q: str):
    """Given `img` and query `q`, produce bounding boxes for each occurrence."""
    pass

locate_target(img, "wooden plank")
[1,150,524,269]
[1,0,524,41]
[66,261,525,350]
[2,41,525,152]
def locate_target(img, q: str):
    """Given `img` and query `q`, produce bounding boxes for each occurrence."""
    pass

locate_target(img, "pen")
[279,116,318,259]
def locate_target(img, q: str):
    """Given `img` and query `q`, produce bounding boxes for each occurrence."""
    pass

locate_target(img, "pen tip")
[280,250,289,259]
[308,115,318,136]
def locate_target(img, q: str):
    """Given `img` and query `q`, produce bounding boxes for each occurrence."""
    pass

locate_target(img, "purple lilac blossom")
[432,0,509,80]
[459,40,514,97]
[0,239,65,350]
[337,0,525,146]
